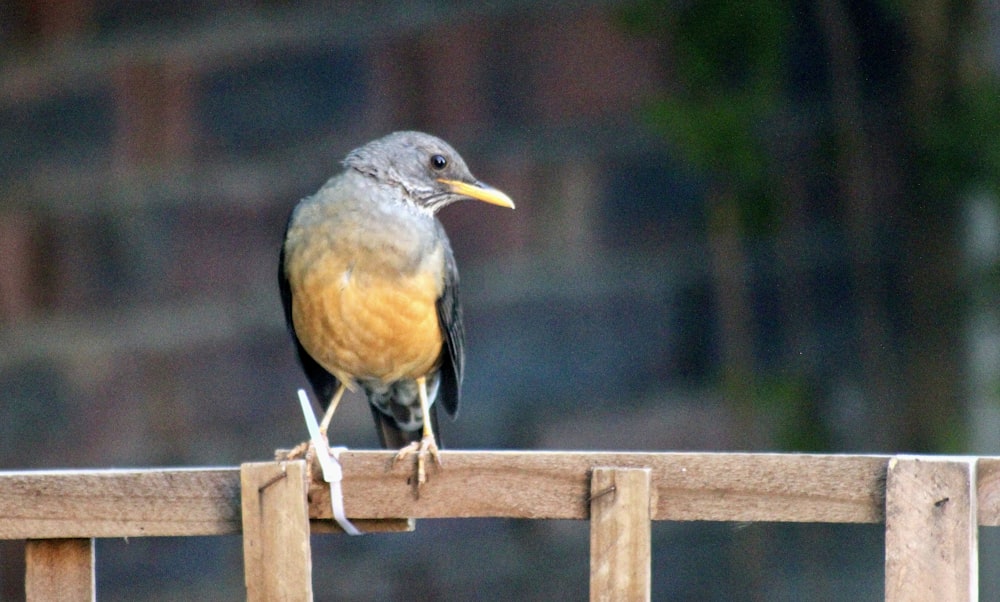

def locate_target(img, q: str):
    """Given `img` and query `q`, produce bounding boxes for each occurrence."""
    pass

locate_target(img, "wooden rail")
[2,451,999,601]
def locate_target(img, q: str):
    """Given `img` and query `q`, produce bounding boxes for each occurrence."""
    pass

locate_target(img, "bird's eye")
[430,154,448,170]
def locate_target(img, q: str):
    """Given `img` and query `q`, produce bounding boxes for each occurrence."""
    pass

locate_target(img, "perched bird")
[279,131,514,485]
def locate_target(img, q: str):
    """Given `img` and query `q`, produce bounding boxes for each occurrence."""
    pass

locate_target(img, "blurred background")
[2,0,999,599]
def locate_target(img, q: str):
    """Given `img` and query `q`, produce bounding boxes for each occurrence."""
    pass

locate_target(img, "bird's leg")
[283,383,347,481]
[393,376,440,486]
[416,375,442,468]
[318,383,348,441]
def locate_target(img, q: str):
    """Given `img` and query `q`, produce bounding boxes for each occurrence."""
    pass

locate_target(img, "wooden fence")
[2,451,999,600]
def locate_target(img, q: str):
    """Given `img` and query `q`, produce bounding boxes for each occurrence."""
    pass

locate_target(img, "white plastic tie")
[297,389,362,536]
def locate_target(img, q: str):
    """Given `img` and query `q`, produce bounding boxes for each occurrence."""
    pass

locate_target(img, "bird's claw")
[280,440,320,483]
[282,441,311,461]
[393,435,440,486]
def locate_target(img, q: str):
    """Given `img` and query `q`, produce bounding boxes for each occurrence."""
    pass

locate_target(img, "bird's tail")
[369,402,441,450]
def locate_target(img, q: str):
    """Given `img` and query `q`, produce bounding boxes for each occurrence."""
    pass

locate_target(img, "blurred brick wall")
[0,1,688,470]
[0,3,714,599]
[5,2,999,600]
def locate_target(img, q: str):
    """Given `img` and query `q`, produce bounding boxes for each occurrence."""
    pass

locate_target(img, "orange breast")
[289,250,444,386]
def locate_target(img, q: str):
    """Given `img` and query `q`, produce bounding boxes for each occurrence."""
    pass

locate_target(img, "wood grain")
[0,468,241,539]
[310,451,890,524]
[979,457,1000,527]
[1,452,997,541]
[241,461,312,602]
[885,457,977,602]
[25,538,94,602]
[589,467,651,602]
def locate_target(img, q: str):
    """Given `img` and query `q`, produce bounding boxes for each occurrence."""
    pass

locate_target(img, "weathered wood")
[25,538,94,602]
[979,457,1000,527]
[309,518,415,534]
[312,451,891,523]
[0,468,241,539]
[589,467,651,602]
[241,461,313,602]
[1,453,998,541]
[0,466,410,540]
[885,457,977,602]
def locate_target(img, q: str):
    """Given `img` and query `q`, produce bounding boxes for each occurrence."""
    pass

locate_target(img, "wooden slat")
[589,467,651,602]
[241,461,313,602]
[1,453,998,541]
[309,518,415,534]
[0,468,241,539]
[312,451,890,523]
[25,538,95,602]
[978,457,1000,526]
[885,457,977,602]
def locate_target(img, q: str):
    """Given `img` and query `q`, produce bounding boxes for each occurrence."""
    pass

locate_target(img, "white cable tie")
[297,389,362,536]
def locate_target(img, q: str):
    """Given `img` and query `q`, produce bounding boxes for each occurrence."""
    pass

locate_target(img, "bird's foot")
[393,435,440,486]
[279,440,320,482]
[282,441,311,461]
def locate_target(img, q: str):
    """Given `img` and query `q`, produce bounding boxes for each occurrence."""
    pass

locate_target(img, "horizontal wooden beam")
[1,452,998,540]
[317,451,891,523]
[0,467,241,539]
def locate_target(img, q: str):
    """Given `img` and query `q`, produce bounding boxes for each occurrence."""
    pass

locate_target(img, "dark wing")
[279,211,342,409]
[434,219,464,418]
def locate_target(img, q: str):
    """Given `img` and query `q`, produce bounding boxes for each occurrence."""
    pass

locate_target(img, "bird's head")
[344,131,515,214]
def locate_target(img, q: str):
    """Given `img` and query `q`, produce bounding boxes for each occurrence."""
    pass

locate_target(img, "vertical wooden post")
[241,461,313,602]
[885,456,978,602]
[589,467,652,602]
[25,538,95,602]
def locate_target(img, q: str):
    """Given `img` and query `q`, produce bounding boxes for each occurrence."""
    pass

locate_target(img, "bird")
[279,131,515,486]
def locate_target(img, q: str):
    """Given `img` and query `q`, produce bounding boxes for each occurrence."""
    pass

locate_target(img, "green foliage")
[621,0,1000,453]
[752,375,833,451]
[622,0,790,232]
[645,96,769,186]
[917,76,1000,202]
[669,0,788,94]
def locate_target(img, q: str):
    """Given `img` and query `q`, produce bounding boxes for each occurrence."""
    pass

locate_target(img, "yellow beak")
[439,179,516,209]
